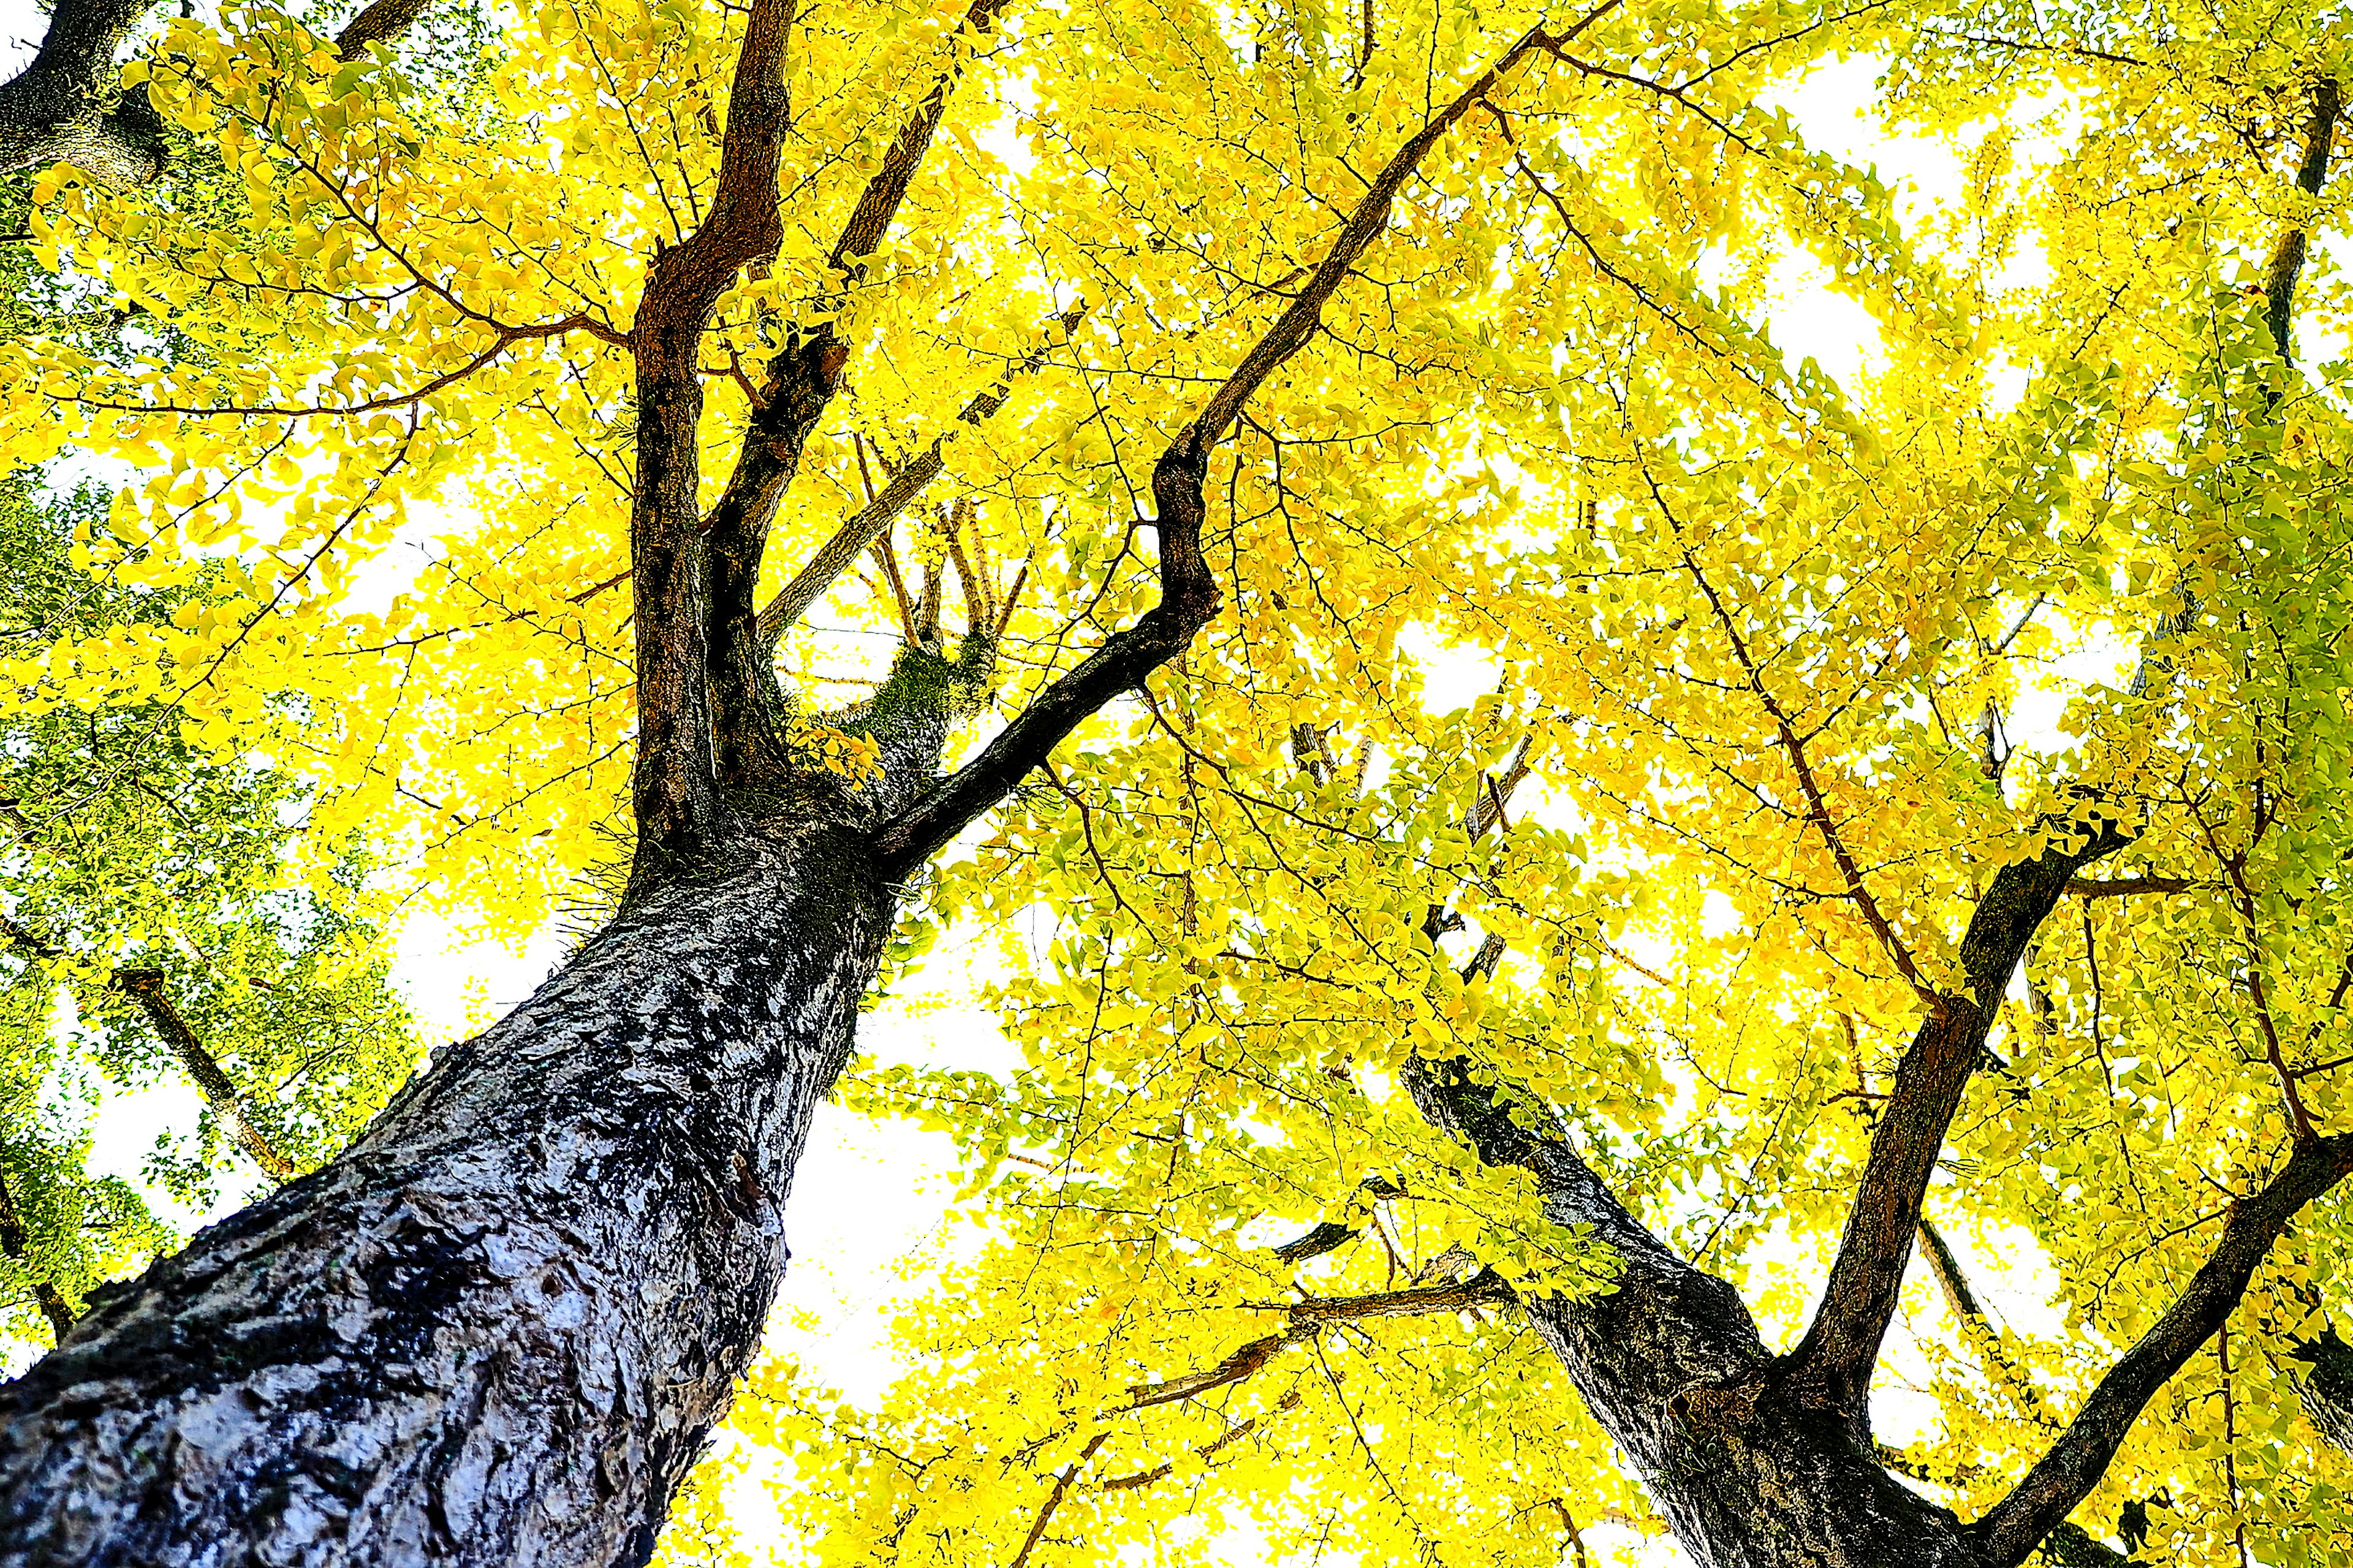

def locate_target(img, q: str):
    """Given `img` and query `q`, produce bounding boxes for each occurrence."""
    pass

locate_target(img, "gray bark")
[0,0,165,187]
[0,822,894,1567]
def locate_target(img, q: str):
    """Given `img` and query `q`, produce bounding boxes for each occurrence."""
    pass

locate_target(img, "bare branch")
[752,308,1086,648]
[1270,1221,1358,1265]
[113,971,298,1181]
[1267,1175,1409,1266]
[1468,735,1535,841]
[2065,875,2203,897]
[1971,1135,2353,1567]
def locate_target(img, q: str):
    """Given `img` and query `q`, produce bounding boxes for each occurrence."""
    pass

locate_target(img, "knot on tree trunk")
[1666,1369,1768,1433]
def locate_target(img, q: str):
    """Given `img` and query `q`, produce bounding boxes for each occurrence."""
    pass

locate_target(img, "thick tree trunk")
[0,822,894,1568]
[1514,1212,1976,1566]
[0,0,164,186]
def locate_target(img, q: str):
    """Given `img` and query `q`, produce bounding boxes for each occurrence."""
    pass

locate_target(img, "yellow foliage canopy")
[8,0,2353,1560]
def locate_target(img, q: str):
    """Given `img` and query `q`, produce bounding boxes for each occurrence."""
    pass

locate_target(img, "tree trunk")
[0,822,894,1568]
[1406,1055,1980,1568]
[1513,1278,1979,1567]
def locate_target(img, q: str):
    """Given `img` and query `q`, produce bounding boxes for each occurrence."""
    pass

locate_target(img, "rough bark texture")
[1787,825,2125,1429]
[1406,1053,1979,1568]
[0,0,436,186]
[0,0,164,186]
[1401,818,2353,1568]
[2293,1327,2353,1450]
[0,825,893,1568]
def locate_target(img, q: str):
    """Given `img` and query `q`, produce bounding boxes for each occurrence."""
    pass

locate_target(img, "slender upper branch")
[1186,18,1587,445]
[1124,1268,1514,1411]
[2262,74,2341,365]
[113,971,297,1181]
[1916,1216,2054,1427]
[868,25,1574,873]
[698,0,1015,795]
[1665,513,1934,1005]
[1097,1390,1302,1491]
[1970,1134,2353,1567]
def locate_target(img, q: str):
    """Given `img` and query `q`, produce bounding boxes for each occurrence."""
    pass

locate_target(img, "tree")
[699,21,2353,1568]
[0,0,1597,1562]
[1,3,2346,1568]
[1,467,420,1355]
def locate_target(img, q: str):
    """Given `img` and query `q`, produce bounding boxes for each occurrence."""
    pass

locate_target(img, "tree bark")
[0,825,894,1568]
[1405,1054,1980,1568]
[0,0,439,185]
[0,0,164,186]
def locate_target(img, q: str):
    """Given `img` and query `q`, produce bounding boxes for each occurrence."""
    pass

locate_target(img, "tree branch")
[2065,876,2202,898]
[1006,1430,1107,1568]
[2262,74,2340,365]
[1123,1268,1515,1411]
[1970,1134,2353,1567]
[624,0,797,885]
[2287,1325,2353,1450]
[1096,1390,1302,1491]
[0,0,164,186]
[752,307,1086,650]
[699,0,1015,798]
[113,971,298,1181]
[2,917,295,1180]
[1917,1216,2054,1427]
[0,0,430,187]
[1788,816,2127,1423]
[868,23,1575,873]
[1268,1175,1406,1265]
[332,0,428,59]
[0,1166,77,1344]
[1789,81,2335,1417]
